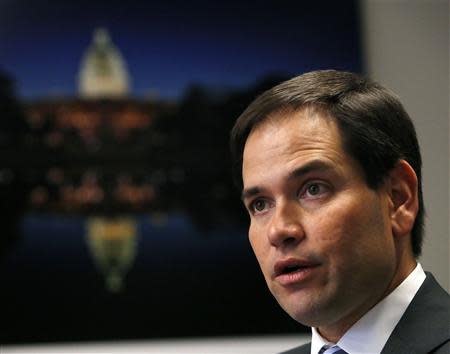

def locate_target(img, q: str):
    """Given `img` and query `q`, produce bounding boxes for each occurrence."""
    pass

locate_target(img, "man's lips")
[273,257,320,285]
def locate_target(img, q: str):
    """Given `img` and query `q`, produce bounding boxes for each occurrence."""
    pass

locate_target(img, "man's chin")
[284,307,329,328]
[276,297,313,325]
[275,292,330,327]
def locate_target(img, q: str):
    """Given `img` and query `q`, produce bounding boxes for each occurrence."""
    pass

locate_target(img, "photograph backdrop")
[0,0,362,344]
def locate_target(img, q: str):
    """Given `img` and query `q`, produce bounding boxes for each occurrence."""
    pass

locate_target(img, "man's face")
[242,110,399,334]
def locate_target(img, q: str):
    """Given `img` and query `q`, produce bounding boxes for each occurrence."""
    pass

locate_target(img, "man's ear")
[387,160,419,238]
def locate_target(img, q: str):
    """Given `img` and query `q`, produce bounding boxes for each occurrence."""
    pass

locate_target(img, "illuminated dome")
[78,28,130,98]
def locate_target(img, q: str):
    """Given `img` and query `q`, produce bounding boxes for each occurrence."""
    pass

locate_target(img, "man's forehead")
[248,107,336,140]
[244,109,341,158]
[241,109,356,190]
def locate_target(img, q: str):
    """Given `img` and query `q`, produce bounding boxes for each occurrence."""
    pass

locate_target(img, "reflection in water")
[86,217,138,292]
[3,213,304,343]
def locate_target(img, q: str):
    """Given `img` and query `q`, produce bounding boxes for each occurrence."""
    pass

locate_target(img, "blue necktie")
[318,345,349,354]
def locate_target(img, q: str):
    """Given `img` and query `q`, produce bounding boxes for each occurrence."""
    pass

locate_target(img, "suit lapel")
[381,273,450,354]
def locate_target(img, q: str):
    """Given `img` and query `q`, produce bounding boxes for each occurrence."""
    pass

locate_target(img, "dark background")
[0,0,362,344]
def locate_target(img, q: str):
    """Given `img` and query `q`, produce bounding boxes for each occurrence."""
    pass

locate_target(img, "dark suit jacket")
[280,273,450,354]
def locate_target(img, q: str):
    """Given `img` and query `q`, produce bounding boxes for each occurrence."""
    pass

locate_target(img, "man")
[230,70,450,354]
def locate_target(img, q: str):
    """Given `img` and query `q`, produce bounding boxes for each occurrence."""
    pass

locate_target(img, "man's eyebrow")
[287,160,334,181]
[241,160,334,201]
[241,186,263,201]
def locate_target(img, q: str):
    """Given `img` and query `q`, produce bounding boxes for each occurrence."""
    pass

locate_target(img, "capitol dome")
[78,28,130,98]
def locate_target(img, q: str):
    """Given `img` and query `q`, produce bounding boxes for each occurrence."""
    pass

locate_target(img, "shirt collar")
[311,327,332,354]
[310,263,426,354]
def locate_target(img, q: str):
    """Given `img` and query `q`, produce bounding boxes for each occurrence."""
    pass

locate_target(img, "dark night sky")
[0,0,362,100]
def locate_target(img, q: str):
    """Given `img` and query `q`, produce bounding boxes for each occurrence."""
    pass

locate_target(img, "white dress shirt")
[310,263,426,354]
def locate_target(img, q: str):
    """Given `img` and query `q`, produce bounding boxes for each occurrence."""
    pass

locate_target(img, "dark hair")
[230,70,424,257]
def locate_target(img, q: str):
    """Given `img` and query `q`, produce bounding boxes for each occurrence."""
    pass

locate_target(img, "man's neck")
[317,257,417,343]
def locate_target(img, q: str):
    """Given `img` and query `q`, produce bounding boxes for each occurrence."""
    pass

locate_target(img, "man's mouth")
[283,265,305,274]
[273,258,320,285]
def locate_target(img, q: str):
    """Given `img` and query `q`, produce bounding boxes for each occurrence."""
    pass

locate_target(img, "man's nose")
[267,201,305,248]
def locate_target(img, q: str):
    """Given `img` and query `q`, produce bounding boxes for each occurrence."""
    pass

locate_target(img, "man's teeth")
[284,265,302,273]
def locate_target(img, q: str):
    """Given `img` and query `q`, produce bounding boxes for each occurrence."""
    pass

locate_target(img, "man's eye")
[307,183,321,196]
[251,199,268,213]
[303,182,329,198]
